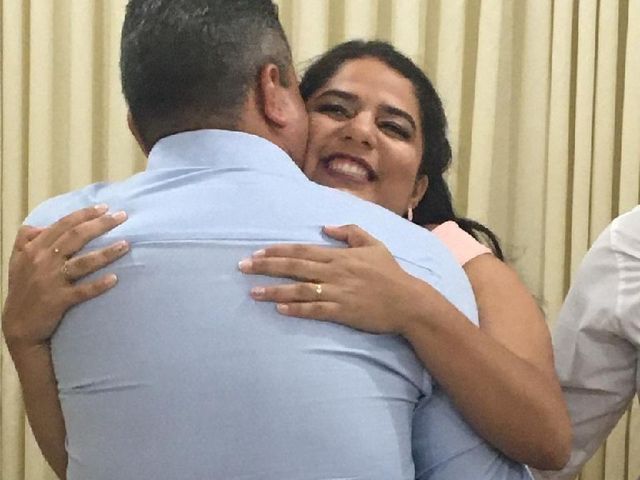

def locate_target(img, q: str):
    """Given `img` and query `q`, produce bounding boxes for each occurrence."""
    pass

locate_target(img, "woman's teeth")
[327,158,370,181]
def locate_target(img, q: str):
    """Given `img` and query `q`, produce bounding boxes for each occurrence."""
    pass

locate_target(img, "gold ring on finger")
[314,283,323,297]
[62,262,72,282]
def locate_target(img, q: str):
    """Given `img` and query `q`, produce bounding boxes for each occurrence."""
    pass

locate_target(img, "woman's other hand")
[2,205,129,350]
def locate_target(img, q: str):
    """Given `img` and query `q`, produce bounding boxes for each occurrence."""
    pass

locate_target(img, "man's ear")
[257,63,291,128]
[127,111,150,156]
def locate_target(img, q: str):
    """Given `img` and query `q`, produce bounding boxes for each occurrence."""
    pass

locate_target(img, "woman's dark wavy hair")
[299,40,503,260]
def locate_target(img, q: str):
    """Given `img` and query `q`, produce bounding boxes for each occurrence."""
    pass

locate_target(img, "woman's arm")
[404,253,570,469]
[240,224,571,470]
[5,343,68,478]
[2,208,129,478]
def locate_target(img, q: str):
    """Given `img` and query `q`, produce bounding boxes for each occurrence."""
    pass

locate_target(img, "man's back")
[29,131,480,479]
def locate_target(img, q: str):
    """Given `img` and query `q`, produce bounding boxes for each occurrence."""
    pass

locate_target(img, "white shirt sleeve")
[535,207,640,479]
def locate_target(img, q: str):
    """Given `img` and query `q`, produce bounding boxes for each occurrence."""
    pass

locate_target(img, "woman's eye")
[317,104,350,118]
[381,122,411,139]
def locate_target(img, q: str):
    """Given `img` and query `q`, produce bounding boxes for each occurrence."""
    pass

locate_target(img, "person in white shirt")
[535,206,640,479]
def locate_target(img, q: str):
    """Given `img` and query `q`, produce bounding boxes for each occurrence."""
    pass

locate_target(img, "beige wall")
[1,1,639,479]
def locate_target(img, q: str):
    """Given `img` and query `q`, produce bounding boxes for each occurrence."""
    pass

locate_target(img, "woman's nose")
[341,112,376,148]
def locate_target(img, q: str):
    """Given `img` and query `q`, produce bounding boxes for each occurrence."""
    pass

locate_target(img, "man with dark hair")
[4,1,530,479]
[120,0,303,155]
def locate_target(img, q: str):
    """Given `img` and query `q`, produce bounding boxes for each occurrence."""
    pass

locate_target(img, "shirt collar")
[146,129,307,181]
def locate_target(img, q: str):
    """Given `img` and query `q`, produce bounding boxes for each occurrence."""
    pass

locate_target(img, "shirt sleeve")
[536,213,640,479]
[431,221,492,266]
[412,388,532,479]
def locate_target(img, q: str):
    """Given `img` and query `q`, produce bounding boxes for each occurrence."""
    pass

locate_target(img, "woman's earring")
[407,208,414,222]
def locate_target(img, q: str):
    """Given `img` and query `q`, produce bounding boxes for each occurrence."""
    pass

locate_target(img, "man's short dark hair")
[121,0,292,146]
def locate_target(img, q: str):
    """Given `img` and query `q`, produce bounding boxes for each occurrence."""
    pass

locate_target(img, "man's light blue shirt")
[26,130,530,479]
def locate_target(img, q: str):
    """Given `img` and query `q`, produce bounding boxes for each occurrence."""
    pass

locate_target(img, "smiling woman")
[304,57,427,216]
[243,40,571,469]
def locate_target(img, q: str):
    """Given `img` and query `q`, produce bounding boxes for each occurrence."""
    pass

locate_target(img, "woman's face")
[303,58,427,216]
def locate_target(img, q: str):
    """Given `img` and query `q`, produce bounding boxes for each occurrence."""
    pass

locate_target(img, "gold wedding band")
[314,283,323,297]
[62,262,71,282]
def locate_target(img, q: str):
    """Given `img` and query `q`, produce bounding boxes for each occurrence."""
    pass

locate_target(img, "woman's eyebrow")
[380,105,417,131]
[315,89,357,102]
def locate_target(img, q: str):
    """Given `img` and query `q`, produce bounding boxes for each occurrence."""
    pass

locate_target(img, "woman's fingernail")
[238,259,252,271]
[95,204,109,214]
[277,304,289,314]
[251,287,265,298]
[106,274,118,286]
[116,241,129,252]
[252,249,266,258]
[112,211,128,222]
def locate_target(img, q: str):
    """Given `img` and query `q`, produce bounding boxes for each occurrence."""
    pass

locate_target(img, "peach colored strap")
[431,221,492,266]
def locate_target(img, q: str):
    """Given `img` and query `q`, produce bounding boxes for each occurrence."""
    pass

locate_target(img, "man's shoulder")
[609,205,640,248]
[24,182,110,227]
[580,206,640,274]
[301,182,434,245]
[302,186,456,266]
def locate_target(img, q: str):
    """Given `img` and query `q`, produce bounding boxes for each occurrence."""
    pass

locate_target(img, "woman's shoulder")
[431,221,492,266]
